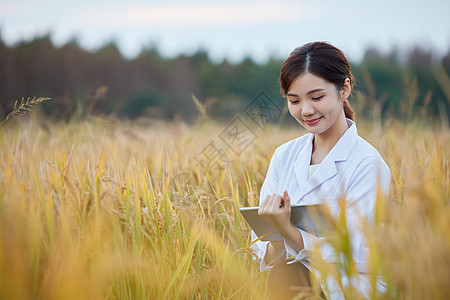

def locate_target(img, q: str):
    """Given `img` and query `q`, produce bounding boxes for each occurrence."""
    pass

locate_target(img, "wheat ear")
[0,97,51,126]
[190,94,207,116]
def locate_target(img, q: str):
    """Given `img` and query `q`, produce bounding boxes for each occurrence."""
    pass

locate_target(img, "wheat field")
[0,115,449,299]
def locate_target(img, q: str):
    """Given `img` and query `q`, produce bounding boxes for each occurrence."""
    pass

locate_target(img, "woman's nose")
[301,102,315,116]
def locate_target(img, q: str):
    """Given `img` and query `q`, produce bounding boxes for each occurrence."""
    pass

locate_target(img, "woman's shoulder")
[351,136,390,175]
[353,136,386,161]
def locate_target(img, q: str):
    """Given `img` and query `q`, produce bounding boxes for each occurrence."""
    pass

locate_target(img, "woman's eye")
[289,100,299,104]
[312,95,324,101]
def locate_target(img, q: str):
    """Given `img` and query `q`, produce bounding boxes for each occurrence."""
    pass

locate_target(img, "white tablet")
[239,204,329,241]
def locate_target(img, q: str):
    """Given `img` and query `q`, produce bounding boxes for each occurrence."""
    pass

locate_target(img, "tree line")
[0,34,449,123]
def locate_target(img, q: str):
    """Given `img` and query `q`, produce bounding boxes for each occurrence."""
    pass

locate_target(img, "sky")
[1,0,449,63]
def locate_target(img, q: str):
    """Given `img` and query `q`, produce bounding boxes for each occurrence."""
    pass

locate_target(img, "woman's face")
[286,72,350,136]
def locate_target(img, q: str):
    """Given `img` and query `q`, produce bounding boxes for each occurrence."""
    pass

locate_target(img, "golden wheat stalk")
[190,94,207,116]
[0,96,51,125]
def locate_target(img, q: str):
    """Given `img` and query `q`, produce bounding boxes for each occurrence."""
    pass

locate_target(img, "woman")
[251,42,390,299]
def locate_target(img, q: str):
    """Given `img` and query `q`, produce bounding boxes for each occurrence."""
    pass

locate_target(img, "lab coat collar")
[293,119,358,201]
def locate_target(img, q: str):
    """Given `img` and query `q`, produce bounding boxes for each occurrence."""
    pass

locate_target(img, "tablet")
[239,204,329,241]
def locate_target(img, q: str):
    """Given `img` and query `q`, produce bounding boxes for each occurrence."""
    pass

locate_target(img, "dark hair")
[280,42,355,121]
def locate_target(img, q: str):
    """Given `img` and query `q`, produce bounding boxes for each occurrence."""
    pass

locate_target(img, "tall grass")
[0,116,448,299]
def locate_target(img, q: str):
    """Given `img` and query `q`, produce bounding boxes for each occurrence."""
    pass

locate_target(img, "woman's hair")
[280,42,355,121]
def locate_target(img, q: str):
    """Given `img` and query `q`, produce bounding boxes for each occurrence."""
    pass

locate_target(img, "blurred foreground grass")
[0,117,449,299]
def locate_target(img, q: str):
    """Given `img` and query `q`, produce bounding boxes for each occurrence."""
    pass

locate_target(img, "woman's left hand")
[258,190,292,235]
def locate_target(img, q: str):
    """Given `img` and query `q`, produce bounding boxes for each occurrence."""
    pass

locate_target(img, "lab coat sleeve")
[284,229,336,266]
[250,148,289,271]
[284,157,390,273]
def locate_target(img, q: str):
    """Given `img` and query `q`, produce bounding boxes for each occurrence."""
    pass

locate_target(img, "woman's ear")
[341,78,351,100]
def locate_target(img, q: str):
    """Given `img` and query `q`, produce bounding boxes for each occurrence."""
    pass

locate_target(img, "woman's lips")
[304,117,322,126]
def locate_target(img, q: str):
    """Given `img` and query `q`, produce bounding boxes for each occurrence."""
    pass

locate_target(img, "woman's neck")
[310,113,349,165]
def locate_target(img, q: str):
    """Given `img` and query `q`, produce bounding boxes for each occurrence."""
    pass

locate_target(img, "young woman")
[251,42,390,299]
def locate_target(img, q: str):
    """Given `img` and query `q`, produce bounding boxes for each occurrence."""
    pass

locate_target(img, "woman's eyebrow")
[306,88,325,95]
[287,88,325,97]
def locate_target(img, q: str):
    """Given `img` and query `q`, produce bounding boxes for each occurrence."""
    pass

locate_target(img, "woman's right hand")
[259,190,305,255]
[258,191,292,235]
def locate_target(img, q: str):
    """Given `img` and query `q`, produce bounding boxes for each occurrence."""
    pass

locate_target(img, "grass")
[0,115,449,299]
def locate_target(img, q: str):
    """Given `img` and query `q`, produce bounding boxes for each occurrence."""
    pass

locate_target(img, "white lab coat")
[251,119,390,299]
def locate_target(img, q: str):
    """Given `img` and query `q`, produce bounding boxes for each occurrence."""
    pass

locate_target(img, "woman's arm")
[264,226,305,265]
[264,241,286,266]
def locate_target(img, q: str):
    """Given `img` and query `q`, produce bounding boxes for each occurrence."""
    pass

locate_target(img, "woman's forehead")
[287,73,333,95]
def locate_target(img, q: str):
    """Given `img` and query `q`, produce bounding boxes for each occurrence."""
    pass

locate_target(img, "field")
[0,115,449,299]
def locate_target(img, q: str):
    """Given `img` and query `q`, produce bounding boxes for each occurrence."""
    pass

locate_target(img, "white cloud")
[75,1,305,28]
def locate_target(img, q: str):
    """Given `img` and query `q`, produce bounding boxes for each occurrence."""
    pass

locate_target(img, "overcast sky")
[1,0,449,63]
